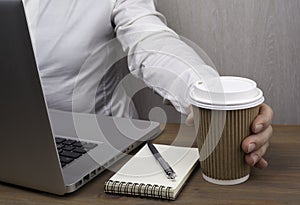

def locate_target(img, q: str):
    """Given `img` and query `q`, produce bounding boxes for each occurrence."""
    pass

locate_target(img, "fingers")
[245,141,270,168]
[242,125,273,154]
[242,103,273,169]
[252,103,273,133]
[242,124,272,169]
[255,158,268,169]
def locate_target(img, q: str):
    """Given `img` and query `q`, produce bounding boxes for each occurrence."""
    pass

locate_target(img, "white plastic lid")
[189,76,264,110]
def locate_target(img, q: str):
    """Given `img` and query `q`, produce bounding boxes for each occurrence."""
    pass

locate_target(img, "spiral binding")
[104,180,173,200]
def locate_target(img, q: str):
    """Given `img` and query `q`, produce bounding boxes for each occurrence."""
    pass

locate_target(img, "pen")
[147,141,177,180]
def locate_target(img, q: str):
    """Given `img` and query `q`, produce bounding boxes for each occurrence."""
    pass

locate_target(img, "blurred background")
[131,0,300,125]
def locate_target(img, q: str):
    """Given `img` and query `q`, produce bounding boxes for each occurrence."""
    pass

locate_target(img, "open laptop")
[0,0,161,195]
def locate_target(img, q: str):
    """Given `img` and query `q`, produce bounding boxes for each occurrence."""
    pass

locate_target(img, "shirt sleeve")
[112,0,217,114]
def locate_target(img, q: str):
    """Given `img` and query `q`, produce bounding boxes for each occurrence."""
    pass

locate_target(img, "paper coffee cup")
[189,76,264,185]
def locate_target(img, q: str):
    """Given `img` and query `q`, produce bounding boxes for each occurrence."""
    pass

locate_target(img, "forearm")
[113,0,217,114]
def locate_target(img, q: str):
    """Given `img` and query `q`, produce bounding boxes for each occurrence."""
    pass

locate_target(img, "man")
[23,0,273,168]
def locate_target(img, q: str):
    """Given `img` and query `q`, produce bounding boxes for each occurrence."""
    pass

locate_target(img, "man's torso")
[24,0,135,116]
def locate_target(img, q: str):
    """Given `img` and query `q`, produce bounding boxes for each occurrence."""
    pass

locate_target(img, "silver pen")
[147,141,177,180]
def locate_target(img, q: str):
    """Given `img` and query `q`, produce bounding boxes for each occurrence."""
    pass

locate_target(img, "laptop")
[0,0,161,195]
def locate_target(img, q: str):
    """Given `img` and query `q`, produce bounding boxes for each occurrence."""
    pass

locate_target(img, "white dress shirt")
[22,0,214,117]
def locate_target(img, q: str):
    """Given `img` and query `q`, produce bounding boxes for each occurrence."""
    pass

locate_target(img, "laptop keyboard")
[55,137,98,168]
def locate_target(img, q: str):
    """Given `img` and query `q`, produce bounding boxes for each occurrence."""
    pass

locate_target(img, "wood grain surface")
[0,124,299,205]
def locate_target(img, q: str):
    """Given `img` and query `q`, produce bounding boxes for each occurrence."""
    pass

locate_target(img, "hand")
[242,103,273,169]
[186,103,273,169]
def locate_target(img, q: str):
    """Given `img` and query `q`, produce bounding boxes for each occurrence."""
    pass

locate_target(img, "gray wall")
[134,0,300,125]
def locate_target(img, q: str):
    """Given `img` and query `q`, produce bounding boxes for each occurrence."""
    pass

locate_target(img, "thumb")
[185,105,194,126]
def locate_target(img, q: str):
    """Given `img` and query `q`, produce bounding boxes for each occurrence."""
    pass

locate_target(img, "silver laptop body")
[0,0,161,195]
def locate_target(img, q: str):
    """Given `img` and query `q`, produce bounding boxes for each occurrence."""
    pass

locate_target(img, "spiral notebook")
[104,144,199,200]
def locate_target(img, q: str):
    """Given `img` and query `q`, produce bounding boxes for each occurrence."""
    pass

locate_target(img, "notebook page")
[110,144,199,192]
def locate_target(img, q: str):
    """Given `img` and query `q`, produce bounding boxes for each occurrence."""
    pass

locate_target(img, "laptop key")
[56,144,64,149]
[73,147,87,154]
[60,151,81,159]
[59,156,74,164]
[62,145,75,151]
[73,141,84,147]
[55,137,65,144]
[62,139,76,145]
[83,143,97,151]
[55,137,98,167]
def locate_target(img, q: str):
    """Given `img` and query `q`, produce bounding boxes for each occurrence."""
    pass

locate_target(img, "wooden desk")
[0,125,299,205]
